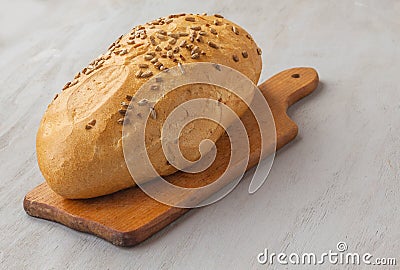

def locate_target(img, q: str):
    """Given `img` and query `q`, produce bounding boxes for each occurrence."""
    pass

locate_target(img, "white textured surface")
[1,1,399,269]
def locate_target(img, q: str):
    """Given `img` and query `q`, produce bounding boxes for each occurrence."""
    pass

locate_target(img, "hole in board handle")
[291,74,300,78]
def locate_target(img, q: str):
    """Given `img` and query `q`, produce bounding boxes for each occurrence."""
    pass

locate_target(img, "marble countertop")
[1,0,399,269]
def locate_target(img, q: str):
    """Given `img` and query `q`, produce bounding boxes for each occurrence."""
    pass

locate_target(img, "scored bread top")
[36,13,263,199]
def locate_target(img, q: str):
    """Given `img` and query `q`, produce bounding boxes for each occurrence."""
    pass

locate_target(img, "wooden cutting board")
[24,67,319,246]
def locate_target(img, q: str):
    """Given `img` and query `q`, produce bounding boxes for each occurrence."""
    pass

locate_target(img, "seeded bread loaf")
[36,13,262,199]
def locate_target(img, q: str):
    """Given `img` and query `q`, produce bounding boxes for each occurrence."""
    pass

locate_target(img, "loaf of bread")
[36,13,262,199]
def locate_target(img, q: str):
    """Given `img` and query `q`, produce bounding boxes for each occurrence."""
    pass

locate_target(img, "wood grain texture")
[24,67,319,246]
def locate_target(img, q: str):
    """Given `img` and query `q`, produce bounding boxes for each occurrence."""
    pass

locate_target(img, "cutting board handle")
[258,67,319,149]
